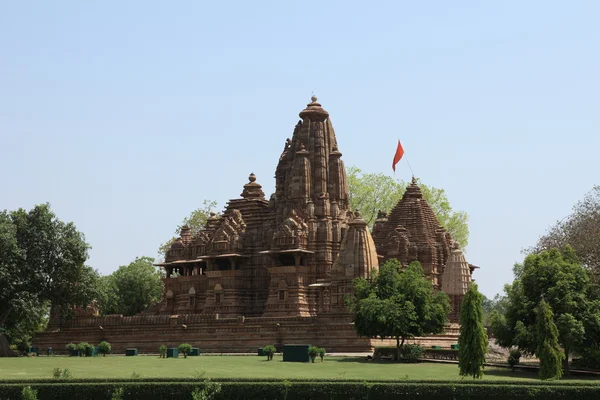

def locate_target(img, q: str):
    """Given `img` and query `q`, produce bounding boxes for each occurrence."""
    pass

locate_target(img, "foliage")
[98,341,111,357]
[263,345,276,361]
[131,371,141,379]
[482,294,507,327]
[348,259,450,361]
[536,299,564,380]
[528,186,600,280]
[458,283,488,379]
[191,380,222,400]
[65,343,76,355]
[98,257,163,316]
[307,346,320,363]
[490,247,600,375]
[52,367,72,379]
[21,386,37,400]
[111,387,124,400]
[346,166,469,249]
[158,199,218,257]
[0,204,99,357]
[318,347,326,362]
[399,344,423,363]
[508,349,521,371]
[1,381,600,400]
[178,343,193,358]
[77,342,93,357]
[159,345,167,358]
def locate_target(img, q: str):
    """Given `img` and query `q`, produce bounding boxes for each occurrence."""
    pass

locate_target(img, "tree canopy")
[536,298,564,380]
[0,204,100,356]
[348,259,450,360]
[347,166,469,250]
[529,186,600,280]
[458,283,488,379]
[490,247,600,374]
[158,199,218,257]
[97,256,163,316]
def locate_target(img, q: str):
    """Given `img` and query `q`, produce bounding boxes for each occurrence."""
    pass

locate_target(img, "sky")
[1,1,599,298]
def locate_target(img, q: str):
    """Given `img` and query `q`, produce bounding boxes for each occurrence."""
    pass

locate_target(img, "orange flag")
[392,140,404,172]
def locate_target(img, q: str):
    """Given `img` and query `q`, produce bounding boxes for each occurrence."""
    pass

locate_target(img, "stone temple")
[34,97,477,353]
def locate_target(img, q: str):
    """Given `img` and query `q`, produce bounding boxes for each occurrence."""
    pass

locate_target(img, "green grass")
[0,355,596,382]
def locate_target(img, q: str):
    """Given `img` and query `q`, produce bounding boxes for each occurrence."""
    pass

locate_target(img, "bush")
[191,380,222,400]
[508,349,522,371]
[400,344,423,363]
[159,345,167,358]
[65,343,76,356]
[318,347,326,362]
[0,382,599,400]
[111,387,124,400]
[308,346,320,363]
[263,345,276,361]
[178,343,193,358]
[77,342,93,357]
[21,386,37,400]
[52,368,72,379]
[98,341,111,357]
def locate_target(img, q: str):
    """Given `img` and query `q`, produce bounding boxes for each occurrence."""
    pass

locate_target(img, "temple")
[34,97,478,353]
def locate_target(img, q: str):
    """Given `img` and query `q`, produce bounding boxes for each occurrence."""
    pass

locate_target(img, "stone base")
[33,315,459,355]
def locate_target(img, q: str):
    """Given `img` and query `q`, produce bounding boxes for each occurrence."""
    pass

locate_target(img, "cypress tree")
[536,298,564,380]
[458,283,488,378]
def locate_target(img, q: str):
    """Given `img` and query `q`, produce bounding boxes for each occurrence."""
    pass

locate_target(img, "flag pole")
[404,156,415,178]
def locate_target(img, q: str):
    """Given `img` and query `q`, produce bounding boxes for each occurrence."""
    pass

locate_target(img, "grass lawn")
[0,355,597,382]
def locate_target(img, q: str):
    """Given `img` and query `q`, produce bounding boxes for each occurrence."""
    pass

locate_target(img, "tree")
[347,166,469,249]
[529,186,600,280]
[178,343,192,358]
[158,199,218,257]
[348,259,450,361]
[98,341,111,357]
[0,204,99,357]
[458,283,488,379]
[490,247,600,375]
[98,257,163,316]
[536,299,564,380]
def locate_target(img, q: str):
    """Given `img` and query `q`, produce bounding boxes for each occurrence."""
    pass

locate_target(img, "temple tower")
[441,248,472,321]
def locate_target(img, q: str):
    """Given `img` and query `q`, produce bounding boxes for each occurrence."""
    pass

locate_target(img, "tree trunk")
[396,336,400,362]
[563,348,570,376]
[0,334,15,357]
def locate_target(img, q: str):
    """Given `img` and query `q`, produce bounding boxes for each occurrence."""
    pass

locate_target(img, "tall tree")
[348,259,450,361]
[158,199,218,257]
[536,298,564,380]
[458,283,488,379]
[98,257,163,316]
[0,204,98,357]
[347,166,469,249]
[529,186,600,280]
[490,247,600,375]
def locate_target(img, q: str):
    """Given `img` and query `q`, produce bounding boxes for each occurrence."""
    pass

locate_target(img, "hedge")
[1,382,599,400]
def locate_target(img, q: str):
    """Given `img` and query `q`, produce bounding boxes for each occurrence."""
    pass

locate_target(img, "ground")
[0,355,596,382]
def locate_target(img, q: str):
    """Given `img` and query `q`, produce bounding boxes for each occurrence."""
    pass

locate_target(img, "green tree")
[490,247,600,375]
[158,199,218,257]
[528,186,600,280]
[536,298,564,380]
[458,283,488,379]
[348,259,450,361]
[347,166,469,249]
[98,341,111,357]
[0,204,99,357]
[178,343,192,358]
[98,257,163,316]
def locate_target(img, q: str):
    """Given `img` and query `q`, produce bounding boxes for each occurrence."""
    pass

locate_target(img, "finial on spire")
[248,173,256,183]
[311,95,317,102]
[411,176,417,184]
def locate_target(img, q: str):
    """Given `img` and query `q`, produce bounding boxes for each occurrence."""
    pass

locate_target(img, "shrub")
[77,342,93,357]
[191,380,222,400]
[111,387,124,400]
[159,345,167,358]
[21,386,37,400]
[308,346,320,363]
[98,341,111,357]
[178,343,193,358]
[263,345,276,361]
[52,368,72,379]
[508,349,521,371]
[400,344,423,363]
[318,347,326,362]
[65,343,76,356]
[131,372,141,379]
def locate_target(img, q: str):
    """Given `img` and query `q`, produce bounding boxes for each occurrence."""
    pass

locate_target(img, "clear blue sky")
[2,1,599,298]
